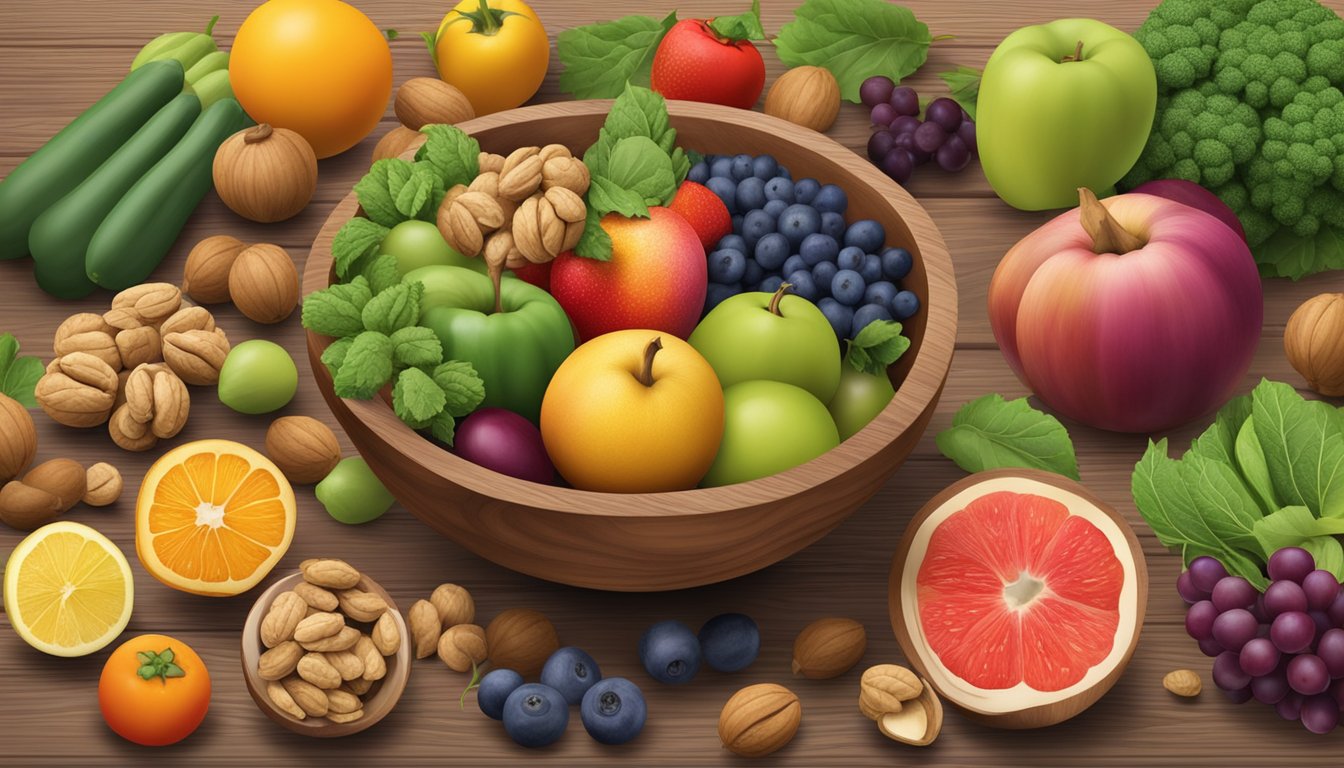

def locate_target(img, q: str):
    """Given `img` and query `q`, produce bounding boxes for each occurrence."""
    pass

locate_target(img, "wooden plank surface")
[0,0,1342,764]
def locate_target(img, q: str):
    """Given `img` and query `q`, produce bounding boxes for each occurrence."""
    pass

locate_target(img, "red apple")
[511,260,552,292]
[668,180,731,252]
[651,19,766,109]
[1131,179,1246,242]
[550,207,707,341]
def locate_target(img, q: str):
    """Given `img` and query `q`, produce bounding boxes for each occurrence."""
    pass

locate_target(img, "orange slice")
[136,439,296,596]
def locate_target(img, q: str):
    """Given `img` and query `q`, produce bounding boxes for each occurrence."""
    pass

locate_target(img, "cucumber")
[86,98,249,291]
[0,60,184,261]
[29,93,201,299]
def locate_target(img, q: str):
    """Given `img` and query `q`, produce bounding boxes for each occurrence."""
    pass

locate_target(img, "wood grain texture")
[0,0,1342,764]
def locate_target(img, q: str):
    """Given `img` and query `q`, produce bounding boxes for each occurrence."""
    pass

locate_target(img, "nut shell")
[36,353,118,427]
[110,283,181,327]
[718,683,802,758]
[429,583,475,627]
[229,244,300,324]
[437,624,488,672]
[55,330,121,371]
[876,679,943,746]
[860,664,923,716]
[485,608,558,677]
[395,77,475,130]
[162,328,230,385]
[183,235,247,304]
[259,640,304,681]
[764,66,841,132]
[0,480,62,531]
[115,326,161,370]
[82,462,123,506]
[22,458,86,511]
[265,416,342,484]
[0,394,37,483]
[1285,292,1344,396]
[301,558,362,590]
[793,617,867,679]
[408,599,441,660]
[261,591,309,648]
[372,126,423,163]
[213,124,318,223]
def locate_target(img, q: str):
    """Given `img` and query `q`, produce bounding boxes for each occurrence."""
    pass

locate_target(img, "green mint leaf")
[432,360,486,417]
[331,217,390,279]
[1235,417,1279,513]
[354,159,407,228]
[302,278,374,338]
[320,337,355,377]
[574,206,614,261]
[1252,379,1344,518]
[605,136,677,206]
[0,333,42,408]
[1254,225,1344,280]
[361,253,402,296]
[389,326,443,369]
[1179,453,1266,557]
[935,394,1079,479]
[429,411,457,446]
[362,281,423,336]
[333,331,394,400]
[709,0,765,41]
[1252,505,1344,556]
[937,66,981,121]
[393,367,447,430]
[583,84,676,180]
[416,124,480,189]
[557,11,678,98]
[588,174,650,218]
[393,162,438,220]
[774,0,935,102]
[845,320,910,375]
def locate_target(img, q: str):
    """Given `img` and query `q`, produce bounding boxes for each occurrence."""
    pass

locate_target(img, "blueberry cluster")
[861,76,978,184]
[688,153,921,344]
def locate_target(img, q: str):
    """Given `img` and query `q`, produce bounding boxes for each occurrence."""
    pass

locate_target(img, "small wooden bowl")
[305,100,958,591]
[241,571,411,737]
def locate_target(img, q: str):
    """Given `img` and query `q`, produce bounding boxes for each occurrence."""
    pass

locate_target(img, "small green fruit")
[315,457,394,524]
[828,365,896,441]
[701,380,839,487]
[217,339,298,415]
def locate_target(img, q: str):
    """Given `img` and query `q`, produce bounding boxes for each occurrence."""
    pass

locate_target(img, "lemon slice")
[4,521,134,657]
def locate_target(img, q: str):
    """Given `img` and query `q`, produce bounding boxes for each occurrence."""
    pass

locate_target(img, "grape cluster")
[1181,548,1344,734]
[859,76,977,184]
[688,153,921,345]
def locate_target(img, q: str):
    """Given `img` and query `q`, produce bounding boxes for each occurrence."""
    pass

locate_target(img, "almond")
[719,683,802,758]
[1164,668,1202,697]
[301,558,361,589]
[437,624,488,672]
[337,588,388,623]
[260,591,308,648]
[356,635,386,682]
[297,652,342,689]
[325,688,363,715]
[258,640,304,680]
[325,649,365,681]
[429,583,475,627]
[301,626,360,653]
[267,679,307,720]
[293,581,339,611]
[408,599,441,660]
[326,709,364,724]
[281,676,329,718]
[372,611,401,656]
[394,77,475,130]
[344,677,373,696]
[293,611,344,644]
[792,617,866,680]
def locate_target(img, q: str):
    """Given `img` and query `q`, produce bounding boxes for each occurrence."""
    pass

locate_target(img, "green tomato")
[378,220,484,276]
[701,380,839,487]
[828,365,896,441]
[217,340,297,415]
[315,457,394,525]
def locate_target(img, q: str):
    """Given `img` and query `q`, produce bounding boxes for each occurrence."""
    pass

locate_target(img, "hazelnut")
[83,462,123,507]
[265,416,342,484]
[182,236,246,305]
[228,244,299,324]
[485,608,558,677]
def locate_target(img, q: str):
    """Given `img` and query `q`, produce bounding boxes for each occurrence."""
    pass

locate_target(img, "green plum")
[701,380,839,487]
[378,220,484,276]
[689,287,841,403]
[315,457,394,524]
[828,365,895,441]
[217,340,297,415]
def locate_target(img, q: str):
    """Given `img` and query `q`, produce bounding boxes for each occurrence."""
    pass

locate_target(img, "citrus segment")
[136,439,296,597]
[3,521,133,657]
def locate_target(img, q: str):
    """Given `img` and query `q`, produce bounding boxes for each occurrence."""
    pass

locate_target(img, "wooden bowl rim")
[886,468,1149,728]
[240,570,411,737]
[303,99,958,517]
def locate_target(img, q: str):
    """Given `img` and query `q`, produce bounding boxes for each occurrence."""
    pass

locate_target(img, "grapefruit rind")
[898,475,1140,716]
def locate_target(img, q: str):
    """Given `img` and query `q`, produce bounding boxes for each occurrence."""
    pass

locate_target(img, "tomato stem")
[136,647,186,684]
[450,0,520,38]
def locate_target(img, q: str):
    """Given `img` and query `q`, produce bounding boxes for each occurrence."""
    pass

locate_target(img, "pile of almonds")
[183,236,299,325]
[405,583,559,678]
[258,559,401,725]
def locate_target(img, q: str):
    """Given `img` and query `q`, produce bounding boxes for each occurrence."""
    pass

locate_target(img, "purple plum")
[454,408,555,484]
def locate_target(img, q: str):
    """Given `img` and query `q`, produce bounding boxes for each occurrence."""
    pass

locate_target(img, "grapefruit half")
[890,469,1147,728]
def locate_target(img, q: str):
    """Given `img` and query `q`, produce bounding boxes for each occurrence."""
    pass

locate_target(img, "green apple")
[828,365,895,441]
[378,220,484,276]
[702,380,839,487]
[977,18,1156,210]
[688,287,841,403]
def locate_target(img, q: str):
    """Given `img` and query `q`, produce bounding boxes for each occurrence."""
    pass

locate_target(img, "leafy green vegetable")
[935,394,1080,479]
[1256,224,1344,281]
[1303,535,1344,581]
[937,66,980,121]
[1253,506,1344,556]
[361,253,401,296]
[432,360,486,417]
[389,327,443,369]
[1179,453,1263,555]
[1252,379,1344,518]
[845,320,909,376]
[333,331,395,400]
[320,337,354,377]
[393,367,448,429]
[302,278,374,339]
[557,12,678,99]
[361,281,423,336]
[0,334,43,409]
[774,0,943,103]
[332,218,390,279]
[354,159,414,228]
[415,124,480,190]
[709,0,765,41]
[1235,417,1278,512]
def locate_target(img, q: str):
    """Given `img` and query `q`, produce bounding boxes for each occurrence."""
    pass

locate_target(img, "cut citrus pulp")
[136,439,296,597]
[4,521,134,657]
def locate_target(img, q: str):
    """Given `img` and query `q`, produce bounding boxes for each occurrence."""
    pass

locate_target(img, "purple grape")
[867,130,896,162]
[956,120,977,156]
[1212,608,1259,652]
[1240,637,1282,677]
[1251,593,1269,623]
[1317,628,1344,677]
[871,103,898,128]
[935,136,971,173]
[1290,654,1331,695]
[1189,556,1229,592]
[1302,694,1341,733]
[889,86,919,117]
[1330,677,1344,703]
[1265,580,1309,617]
[925,97,964,131]
[1329,591,1344,626]
[889,115,920,136]
[1177,570,1207,604]
[1312,610,1332,641]
[1303,570,1341,611]
[1185,600,1218,641]
[860,76,895,108]
[1214,651,1253,690]
[1211,576,1257,611]
[1251,671,1291,704]
[912,121,947,153]
[879,149,913,185]
[1278,692,1305,720]
[1223,685,1253,704]
[1273,611,1318,653]
[1269,547,1316,583]
[1197,636,1224,657]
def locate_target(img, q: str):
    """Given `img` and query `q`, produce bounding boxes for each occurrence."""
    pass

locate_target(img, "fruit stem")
[1060,40,1085,62]
[243,123,273,144]
[1077,187,1145,255]
[488,261,504,314]
[203,15,219,36]
[768,283,793,316]
[638,337,663,388]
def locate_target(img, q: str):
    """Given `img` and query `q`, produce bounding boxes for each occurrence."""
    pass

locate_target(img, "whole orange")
[229,0,392,158]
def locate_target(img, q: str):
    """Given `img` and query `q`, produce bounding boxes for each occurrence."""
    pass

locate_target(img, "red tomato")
[651,19,766,109]
[99,634,210,746]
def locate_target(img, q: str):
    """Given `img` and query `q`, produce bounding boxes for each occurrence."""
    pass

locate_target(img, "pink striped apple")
[988,189,1262,433]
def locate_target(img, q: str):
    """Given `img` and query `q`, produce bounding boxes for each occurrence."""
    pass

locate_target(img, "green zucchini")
[0,60,184,261]
[85,98,248,291]
[29,93,201,299]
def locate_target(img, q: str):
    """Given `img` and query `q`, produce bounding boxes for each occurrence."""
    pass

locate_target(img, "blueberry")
[717,233,747,254]
[752,155,779,180]
[639,620,702,685]
[820,211,847,242]
[778,204,821,247]
[540,647,603,706]
[763,199,788,219]
[687,161,710,185]
[881,247,913,280]
[753,232,790,271]
[859,253,883,284]
[731,214,744,233]
[502,684,569,748]
[799,233,839,266]
[710,156,734,179]
[736,176,767,213]
[852,302,894,337]
[478,668,524,720]
[705,176,737,213]
[742,260,764,289]
[708,248,747,284]
[764,177,795,203]
[759,275,785,294]
[811,261,838,296]
[844,219,886,252]
[731,154,755,181]
[865,280,899,308]
[786,269,818,301]
[812,184,848,214]
[782,254,808,277]
[891,289,921,320]
[704,282,739,315]
[831,269,866,306]
[778,165,792,180]
[698,613,761,673]
[794,177,821,204]
[740,209,775,250]
[836,246,865,272]
[581,677,647,746]
[818,298,854,340]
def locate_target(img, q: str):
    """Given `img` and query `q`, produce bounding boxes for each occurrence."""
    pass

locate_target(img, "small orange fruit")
[136,439,296,596]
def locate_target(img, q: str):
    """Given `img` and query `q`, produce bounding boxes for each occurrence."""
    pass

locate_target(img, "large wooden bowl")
[304,100,957,591]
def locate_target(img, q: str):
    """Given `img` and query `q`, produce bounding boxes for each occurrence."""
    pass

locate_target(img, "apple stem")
[768,282,794,316]
[1060,40,1085,62]
[488,261,504,314]
[638,337,662,388]
[1077,187,1145,255]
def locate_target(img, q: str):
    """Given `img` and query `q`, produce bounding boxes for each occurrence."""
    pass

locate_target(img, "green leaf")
[333,331,394,400]
[138,665,157,680]
[416,124,480,190]
[354,159,409,228]
[320,337,354,377]
[389,327,443,369]
[301,278,374,339]
[605,136,678,206]
[937,66,981,121]
[1252,505,1344,554]
[1302,536,1344,582]
[429,411,457,446]
[361,281,423,336]
[557,12,678,98]
[393,367,447,430]
[588,174,650,218]
[1252,379,1344,518]
[1235,417,1279,513]
[331,217,390,280]
[583,84,676,180]
[935,394,1079,479]
[1179,453,1266,556]
[1182,542,1270,590]
[1255,224,1344,281]
[709,0,765,41]
[0,334,42,408]
[774,0,936,102]
[573,206,614,261]
[393,162,439,220]
[1189,395,1251,467]
[1132,440,1221,551]
[845,320,909,375]
[361,253,402,296]
[432,360,486,417]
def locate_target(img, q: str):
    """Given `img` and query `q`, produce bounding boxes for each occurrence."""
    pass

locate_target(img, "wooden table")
[1,0,1341,764]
